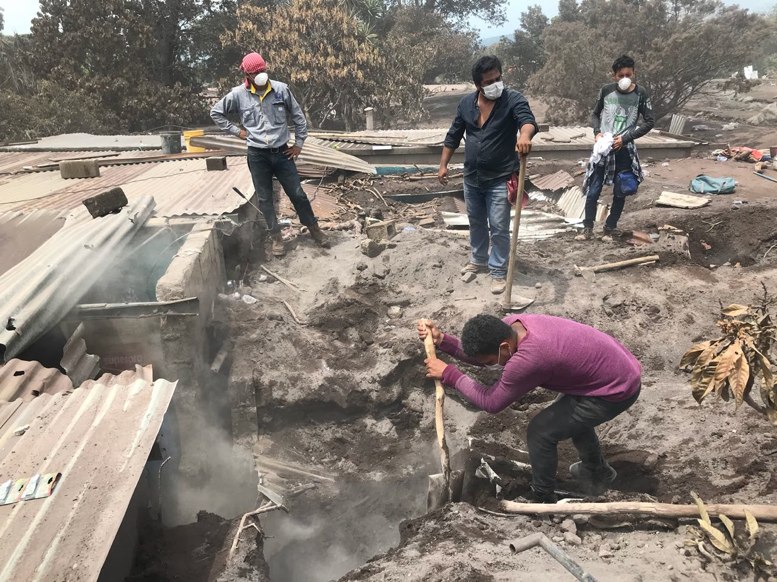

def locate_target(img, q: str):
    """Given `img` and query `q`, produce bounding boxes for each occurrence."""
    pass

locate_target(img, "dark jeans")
[247,146,317,233]
[527,387,640,497]
[583,165,632,229]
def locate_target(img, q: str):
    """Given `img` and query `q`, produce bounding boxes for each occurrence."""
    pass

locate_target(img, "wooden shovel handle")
[421,322,452,491]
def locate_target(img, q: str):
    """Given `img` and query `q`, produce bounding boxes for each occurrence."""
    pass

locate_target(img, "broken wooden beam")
[575,255,659,276]
[498,500,777,522]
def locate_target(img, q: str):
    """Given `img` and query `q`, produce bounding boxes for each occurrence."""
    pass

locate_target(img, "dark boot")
[270,232,286,257]
[569,461,617,495]
[309,224,330,248]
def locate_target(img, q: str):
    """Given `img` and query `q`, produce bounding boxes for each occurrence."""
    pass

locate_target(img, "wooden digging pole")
[422,323,452,507]
[502,154,528,311]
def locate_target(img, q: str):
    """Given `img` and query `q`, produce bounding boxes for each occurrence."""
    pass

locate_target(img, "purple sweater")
[439,314,641,413]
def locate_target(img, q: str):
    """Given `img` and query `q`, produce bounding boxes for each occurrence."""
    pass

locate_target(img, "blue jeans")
[464,180,510,279]
[247,146,317,233]
[583,165,629,229]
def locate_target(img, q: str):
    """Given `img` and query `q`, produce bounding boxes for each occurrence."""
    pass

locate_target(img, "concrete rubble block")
[365,220,397,242]
[360,238,386,258]
[82,187,128,218]
[560,518,577,535]
[60,159,101,179]
[206,156,228,171]
[387,306,403,319]
[461,272,476,283]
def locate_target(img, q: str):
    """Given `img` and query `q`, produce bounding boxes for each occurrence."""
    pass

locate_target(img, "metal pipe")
[509,533,597,582]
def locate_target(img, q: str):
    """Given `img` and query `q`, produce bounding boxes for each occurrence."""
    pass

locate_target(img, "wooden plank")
[500,499,777,522]
[655,191,710,209]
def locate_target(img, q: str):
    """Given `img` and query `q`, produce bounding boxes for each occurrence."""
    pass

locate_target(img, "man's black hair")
[461,314,514,357]
[612,54,635,73]
[472,55,502,86]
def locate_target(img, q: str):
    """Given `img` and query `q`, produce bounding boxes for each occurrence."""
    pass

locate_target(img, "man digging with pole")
[417,314,641,503]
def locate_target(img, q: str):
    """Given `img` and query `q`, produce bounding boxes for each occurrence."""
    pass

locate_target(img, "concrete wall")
[156,223,227,478]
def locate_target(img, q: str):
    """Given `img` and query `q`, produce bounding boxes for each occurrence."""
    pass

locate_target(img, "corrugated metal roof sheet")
[0,359,73,402]
[1,132,165,151]
[0,366,176,582]
[441,209,571,240]
[0,210,67,276]
[309,129,445,147]
[533,126,691,147]
[190,135,377,174]
[283,184,343,221]
[0,159,254,217]
[529,170,575,192]
[0,197,155,362]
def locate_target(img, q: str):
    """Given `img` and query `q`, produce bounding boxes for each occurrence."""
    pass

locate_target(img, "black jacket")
[444,88,538,187]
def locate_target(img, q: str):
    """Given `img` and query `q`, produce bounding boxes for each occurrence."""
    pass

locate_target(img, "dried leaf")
[681,341,713,368]
[714,342,741,386]
[698,520,735,555]
[722,304,750,317]
[745,510,759,540]
[728,352,751,408]
[718,514,736,541]
[691,491,710,525]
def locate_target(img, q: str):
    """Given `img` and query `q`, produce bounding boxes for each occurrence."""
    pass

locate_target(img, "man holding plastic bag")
[579,54,655,241]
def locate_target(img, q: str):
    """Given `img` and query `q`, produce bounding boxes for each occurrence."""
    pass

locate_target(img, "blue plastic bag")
[689,175,736,194]
[615,170,639,197]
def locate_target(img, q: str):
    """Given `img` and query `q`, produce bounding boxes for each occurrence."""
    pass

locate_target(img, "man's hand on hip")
[285,145,302,159]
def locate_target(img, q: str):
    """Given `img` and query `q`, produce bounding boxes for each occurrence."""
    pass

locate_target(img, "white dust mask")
[618,77,632,91]
[483,81,504,100]
[253,72,269,87]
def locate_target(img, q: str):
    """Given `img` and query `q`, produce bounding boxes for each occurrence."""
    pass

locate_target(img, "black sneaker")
[530,487,559,504]
[569,461,617,495]
[602,226,621,237]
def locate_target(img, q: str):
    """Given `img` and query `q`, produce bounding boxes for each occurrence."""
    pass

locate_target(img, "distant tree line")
[0,0,774,141]
[492,0,775,124]
[0,0,488,141]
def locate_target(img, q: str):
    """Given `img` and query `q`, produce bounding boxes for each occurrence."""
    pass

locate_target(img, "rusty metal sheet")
[0,197,155,362]
[0,359,73,402]
[308,129,446,147]
[0,159,254,218]
[529,170,575,192]
[0,210,68,276]
[0,367,176,582]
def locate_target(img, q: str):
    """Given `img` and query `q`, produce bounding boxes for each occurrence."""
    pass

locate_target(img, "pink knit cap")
[240,52,266,74]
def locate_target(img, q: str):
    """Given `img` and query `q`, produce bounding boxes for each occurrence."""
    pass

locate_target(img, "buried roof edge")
[0,368,176,581]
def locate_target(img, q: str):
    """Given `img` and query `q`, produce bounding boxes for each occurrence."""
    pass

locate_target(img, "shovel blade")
[426,470,464,512]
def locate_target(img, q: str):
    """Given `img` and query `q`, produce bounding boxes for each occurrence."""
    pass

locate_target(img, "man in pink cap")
[211,52,329,256]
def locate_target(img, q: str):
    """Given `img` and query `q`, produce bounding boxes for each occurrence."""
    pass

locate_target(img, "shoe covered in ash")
[602,225,621,237]
[461,262,487,275]
[270,233,286,257]
[569,461,617,495]
[574,227,594,241]
[530,486,559,504]
[309,224,330,248]
[490,277,506,295]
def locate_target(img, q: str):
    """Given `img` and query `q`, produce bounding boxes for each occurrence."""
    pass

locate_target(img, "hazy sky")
[0,0,773,37]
